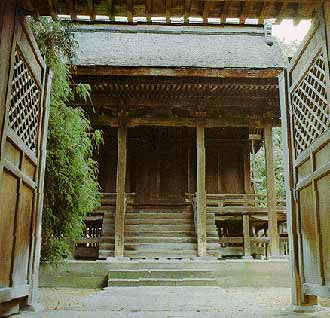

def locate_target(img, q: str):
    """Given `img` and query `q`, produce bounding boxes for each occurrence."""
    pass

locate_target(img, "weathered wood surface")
[114,124,127,257]
[0,10,51,313]
[19,0,320,24]
[196,124,207,256]
[264,125,280,256]
[283,7,330,305]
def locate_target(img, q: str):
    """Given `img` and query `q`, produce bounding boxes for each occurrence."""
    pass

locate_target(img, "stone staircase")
[107,261,218,287]
[99,204,116,259]
[98,200,221,259]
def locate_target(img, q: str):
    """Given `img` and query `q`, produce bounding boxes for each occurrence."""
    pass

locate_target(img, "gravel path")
[16,287,330,318]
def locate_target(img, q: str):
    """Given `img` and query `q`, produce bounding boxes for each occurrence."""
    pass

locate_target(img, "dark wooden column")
[243,144,252,259]
[196,124,207,256]
[114,124,127,257]
[264,125,280,256]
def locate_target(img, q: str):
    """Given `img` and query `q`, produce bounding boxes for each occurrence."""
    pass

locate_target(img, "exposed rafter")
[22,0,320,25]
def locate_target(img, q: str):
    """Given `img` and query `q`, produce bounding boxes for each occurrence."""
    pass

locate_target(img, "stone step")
[104,219,198,225]
[108,269,215,280]
[107,278,218,287]
[124,250,197,258]
[126,206,193,213]
[125,212,195,219]
[125,230,197,237]
[125,225,196,231]
[125,242,198,251]
[124,237,197,243]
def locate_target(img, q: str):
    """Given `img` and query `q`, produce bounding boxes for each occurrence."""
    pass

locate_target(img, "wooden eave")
[72,69,282,128]
[72,65,284,78]
[21,0,320,25]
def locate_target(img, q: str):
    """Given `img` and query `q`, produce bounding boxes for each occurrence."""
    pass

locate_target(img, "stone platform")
[40,258,291,289]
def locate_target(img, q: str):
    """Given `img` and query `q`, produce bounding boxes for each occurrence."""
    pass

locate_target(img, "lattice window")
[291,51,330,155]
[8,49,41,152]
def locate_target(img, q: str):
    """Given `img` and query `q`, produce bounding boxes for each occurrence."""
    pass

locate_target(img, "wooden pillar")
[264,125,280,256]
[196,124,207,256]
[243,214,252,259]
[114,124,127,257]
[243,144,252,259]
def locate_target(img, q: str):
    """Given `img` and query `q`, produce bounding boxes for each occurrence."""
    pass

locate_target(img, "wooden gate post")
[114,123,127,257]
[264,125,280,257]
[196,124,207,256]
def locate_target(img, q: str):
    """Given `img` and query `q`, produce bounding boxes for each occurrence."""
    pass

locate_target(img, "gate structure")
[1,0,330,315]
[279,6,330,308]
[0,2,51,315]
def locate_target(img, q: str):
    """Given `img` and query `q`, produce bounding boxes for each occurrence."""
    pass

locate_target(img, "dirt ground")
[15,287,330,318]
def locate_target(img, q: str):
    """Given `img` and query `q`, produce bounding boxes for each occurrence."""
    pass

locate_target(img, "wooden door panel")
[287,15,330,300]
[12,184,34,286]
[318,174,330,285]
[0,13,51,309]
[0,171,18,288]
[300,185,321,285]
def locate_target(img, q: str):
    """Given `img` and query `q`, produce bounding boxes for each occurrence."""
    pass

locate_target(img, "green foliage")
[30,17,102,263]
[253,127,285,199]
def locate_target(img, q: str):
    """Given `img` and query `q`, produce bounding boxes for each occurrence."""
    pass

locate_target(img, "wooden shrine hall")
[71,24,288,259]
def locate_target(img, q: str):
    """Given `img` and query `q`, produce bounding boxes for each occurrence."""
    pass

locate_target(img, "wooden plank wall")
[98,127,247,201]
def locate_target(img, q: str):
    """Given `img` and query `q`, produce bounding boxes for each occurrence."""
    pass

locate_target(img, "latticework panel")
[8,49,41,152]
[291,51,330,155]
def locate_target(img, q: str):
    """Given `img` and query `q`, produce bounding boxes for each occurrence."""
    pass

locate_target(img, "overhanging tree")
[30,18,102,263]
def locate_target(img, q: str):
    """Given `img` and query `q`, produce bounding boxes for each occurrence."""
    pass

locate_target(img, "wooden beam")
[73,66,283,79]
[114,124,127,257]
[196,123,207,257]
[278,71,303,306]
[91,116,280,129]
[29,68,52,307]
[264,124,280,257]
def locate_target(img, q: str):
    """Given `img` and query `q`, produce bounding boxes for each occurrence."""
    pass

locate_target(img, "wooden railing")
[74,192,136,259]
[74,215,103,259]
[205,193,286,216]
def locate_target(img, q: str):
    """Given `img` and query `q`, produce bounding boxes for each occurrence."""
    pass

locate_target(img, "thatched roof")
[73,25,286,69]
